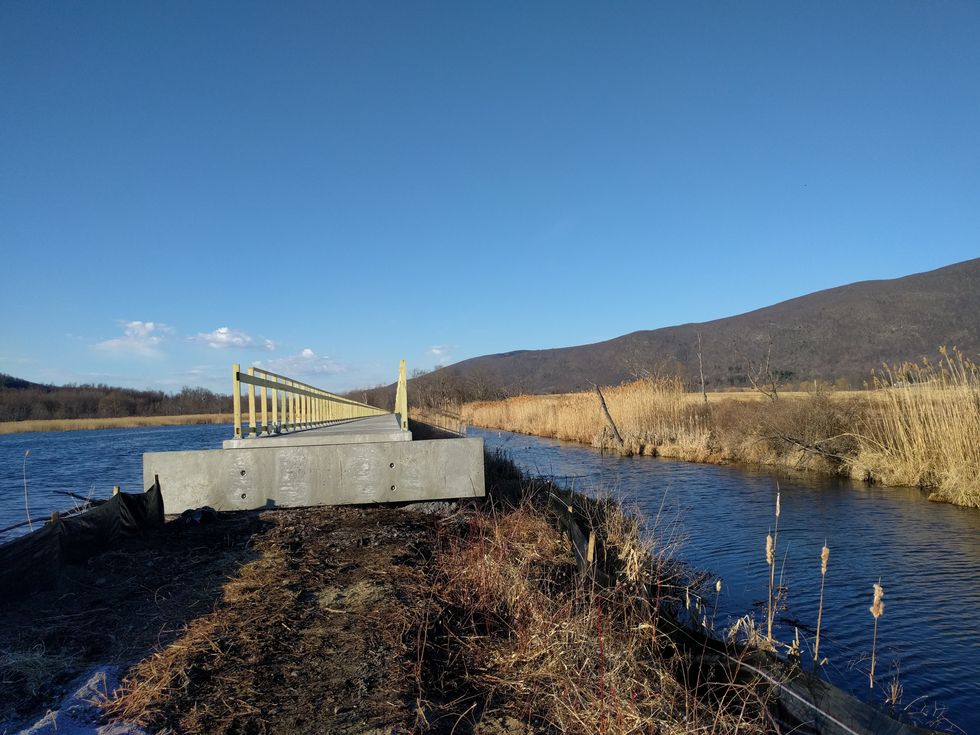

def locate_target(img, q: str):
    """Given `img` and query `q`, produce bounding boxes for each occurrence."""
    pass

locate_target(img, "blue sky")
[2,2,978,393]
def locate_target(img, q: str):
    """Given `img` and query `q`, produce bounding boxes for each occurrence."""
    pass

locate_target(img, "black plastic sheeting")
[0,479,164,602]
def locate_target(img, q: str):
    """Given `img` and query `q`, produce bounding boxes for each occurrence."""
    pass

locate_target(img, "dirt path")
[2,506,458,734]
[104,506,439,734]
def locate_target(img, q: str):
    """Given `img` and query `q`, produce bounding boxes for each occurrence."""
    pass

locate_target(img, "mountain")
[0,374,51,391]
[435,258,980,394]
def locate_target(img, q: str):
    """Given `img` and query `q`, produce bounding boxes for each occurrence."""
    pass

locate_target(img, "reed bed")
[854,348,980,506]
[0,413,234,434]
[465,377,713,460]
[463,348,980,507]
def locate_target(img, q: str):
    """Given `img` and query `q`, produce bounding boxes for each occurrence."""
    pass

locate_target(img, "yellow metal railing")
[232,364,398,438]
[395,359,408,430]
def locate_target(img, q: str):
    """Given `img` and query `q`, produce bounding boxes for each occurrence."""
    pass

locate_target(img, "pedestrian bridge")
[143,362,485,514]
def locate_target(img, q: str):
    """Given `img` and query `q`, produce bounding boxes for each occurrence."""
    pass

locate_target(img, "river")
[472,427,978,735]
[0,423,976,733]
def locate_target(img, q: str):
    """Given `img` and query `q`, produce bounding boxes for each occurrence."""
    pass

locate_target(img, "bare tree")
[697,332,707,403]
[733,329,783,401]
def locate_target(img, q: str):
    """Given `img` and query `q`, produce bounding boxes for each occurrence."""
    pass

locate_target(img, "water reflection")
[473,427,980,734]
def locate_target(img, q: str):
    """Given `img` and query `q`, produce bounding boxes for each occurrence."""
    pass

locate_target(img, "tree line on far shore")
[0,375,232,422]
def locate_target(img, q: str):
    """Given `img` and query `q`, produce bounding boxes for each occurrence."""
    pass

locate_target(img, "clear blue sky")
[2,1,978,393]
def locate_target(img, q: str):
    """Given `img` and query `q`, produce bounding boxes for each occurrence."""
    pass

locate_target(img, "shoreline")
[0,414,234,435]
[459,371,980,509]
[463,418,950,502]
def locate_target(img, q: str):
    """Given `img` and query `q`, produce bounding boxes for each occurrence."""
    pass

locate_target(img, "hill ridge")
[436,257,980,394]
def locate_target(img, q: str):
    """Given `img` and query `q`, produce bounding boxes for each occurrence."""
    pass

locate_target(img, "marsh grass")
[855,348,980,506]
[0,413,234,435]
[463,348,980,506]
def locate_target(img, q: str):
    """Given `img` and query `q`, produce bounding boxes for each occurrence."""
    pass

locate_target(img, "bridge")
[143,361,485,513]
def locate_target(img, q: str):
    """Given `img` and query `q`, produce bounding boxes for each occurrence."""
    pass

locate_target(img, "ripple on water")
[474,427,980,735]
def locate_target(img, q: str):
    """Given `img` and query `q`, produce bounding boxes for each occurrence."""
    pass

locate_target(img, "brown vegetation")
[463,350,980,507]
[0,413,234,435]
[429,499,768,733]
[3,455,770,733]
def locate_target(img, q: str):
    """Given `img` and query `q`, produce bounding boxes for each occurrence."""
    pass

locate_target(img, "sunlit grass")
[463,348,980,507]
[0,414,234,435]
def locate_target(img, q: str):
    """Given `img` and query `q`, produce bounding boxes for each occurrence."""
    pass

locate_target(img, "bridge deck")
[222,414,411,449]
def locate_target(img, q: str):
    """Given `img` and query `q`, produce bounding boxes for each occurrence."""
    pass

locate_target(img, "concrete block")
[144,438,485,514]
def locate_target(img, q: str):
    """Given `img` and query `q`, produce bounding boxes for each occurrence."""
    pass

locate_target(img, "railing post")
[396,359,408,431]
[233,364,242,438]
[271,378,278,433]
[260,370,268,435]
[247,367,257,437]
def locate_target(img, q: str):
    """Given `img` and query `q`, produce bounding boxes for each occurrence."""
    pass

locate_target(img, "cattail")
[814,541,830,664]
[869,581,885,689]
[765,530,775,639]
[870,582,884,618]
[711,578,723,630]
[767,487,781,641]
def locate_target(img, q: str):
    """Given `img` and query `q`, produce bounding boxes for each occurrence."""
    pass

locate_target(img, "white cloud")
[430,345,452,365]
[254,348,346,379]
[190,327,277,351]
[96,321,169,358]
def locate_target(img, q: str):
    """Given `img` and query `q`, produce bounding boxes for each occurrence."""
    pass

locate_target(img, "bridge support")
[144,415,484,513]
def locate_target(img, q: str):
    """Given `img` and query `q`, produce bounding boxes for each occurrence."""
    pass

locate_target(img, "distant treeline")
[347,366,508,414]
[0,374,232,422]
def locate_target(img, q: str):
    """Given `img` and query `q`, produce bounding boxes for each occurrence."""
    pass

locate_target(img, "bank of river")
[2,423,977,732]
[471,427,979,735]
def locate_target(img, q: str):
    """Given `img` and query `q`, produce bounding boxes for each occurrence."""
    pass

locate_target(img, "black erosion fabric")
[0,481,164,602]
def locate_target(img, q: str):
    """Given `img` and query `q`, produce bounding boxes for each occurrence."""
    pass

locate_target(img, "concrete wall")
[143,437,485,514]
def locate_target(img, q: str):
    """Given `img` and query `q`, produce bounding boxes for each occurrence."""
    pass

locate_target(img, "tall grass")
[463,348,980,507]
[0,413,234,435]
[465,376,712,459]
[430,500,767,733]
[855,348,980,506]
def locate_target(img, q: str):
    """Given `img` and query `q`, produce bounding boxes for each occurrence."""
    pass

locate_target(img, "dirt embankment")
[2,506,448,734]
[2,466,768,734]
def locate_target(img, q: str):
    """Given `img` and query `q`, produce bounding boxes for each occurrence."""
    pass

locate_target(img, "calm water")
[472,428,980,735]
[1,424,977,732]
[0,423,231,536]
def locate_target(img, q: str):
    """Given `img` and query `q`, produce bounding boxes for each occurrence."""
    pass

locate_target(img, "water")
[473,428,980,735]
[0,424,231,536]
[1,424,977,732]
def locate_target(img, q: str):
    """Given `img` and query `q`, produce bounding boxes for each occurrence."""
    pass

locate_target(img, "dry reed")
[0,413,234,435]
[813,541,829,664]
[870,581,885,690]
[463,346,980,507]
[430,501,767,733]
[855,347,980,506]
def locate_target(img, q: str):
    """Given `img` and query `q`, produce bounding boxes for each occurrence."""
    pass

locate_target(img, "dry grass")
[429,500,768,734]
[854,348,980,506]
[463,349,980,507]
[465,377,712,460]
[0,413,233,434]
